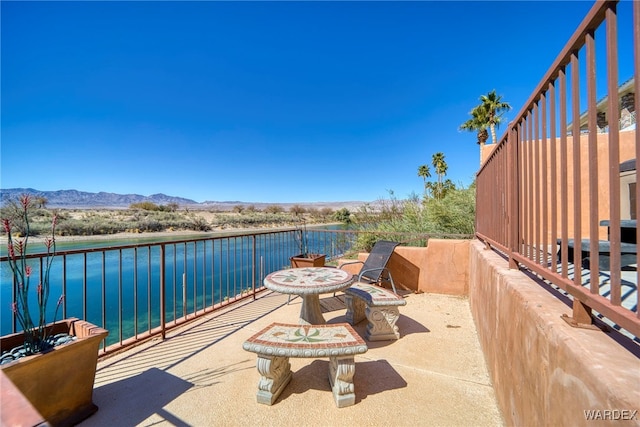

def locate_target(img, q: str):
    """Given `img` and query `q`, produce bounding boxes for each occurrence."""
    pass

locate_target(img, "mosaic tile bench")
[344,282,407,341]
[242,322,368,408]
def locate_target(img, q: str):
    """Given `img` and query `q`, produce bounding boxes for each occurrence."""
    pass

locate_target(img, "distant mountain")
[0,188,197,208]
[0,188,369,211]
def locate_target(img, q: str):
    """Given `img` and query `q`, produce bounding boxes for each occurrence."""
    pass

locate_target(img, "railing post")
[508,125,520,270]
[252,235,257,300]
[160,244,166,340]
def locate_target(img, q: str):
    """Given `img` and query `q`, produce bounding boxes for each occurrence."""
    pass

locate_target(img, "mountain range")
[0,188,366,211]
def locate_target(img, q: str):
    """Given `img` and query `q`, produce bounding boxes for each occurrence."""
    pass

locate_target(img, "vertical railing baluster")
[134,247,138,339]
[147,246,152,333]
[211,240,216,307]
[62,254,67,320]
[225,237,231,302]
[252,235,257,299]
[559,66,569,277]
[541,92,549,268]
[160,244,166,340]
[101,252,106,338]
[203,240,207,309]
[83,253,87,323]
[571,51,583,294]
[606,3,622,304]
[118,249,123,344]
[529,102,542,263]
[586,28,601,293]
[549,81,558,273]
[508,124,519,269]
[172,243,177,320]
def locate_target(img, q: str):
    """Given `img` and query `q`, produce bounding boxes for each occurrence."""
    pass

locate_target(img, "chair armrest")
[358,267,398,294]
[358,267,387,282]
[338,260,364,269]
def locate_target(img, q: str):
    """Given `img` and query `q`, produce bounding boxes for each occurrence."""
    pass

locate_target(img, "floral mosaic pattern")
[264,267,354,295]
[243,322,368,358]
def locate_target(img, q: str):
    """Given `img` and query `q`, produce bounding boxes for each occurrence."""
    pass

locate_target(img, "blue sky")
[2,1,598,203]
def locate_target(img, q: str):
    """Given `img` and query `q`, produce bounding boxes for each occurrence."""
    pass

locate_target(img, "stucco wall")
[468,239,640,426]
[481,129,636,241]
[337,239,469,295]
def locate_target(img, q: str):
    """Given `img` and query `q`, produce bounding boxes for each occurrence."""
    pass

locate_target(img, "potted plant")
[289,220,326,268]
[0,194,108,426]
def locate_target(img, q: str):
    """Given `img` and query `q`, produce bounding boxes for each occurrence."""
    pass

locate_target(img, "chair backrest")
[358,240,400,283]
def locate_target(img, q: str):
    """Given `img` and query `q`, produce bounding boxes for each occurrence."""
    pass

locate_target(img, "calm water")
[1,225,352,346]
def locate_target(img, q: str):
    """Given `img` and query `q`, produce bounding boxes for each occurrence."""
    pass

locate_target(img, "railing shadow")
[95,292,288,384]
[90,367,192,426]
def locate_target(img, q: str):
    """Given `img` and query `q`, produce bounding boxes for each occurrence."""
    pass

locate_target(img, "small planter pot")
[290,253,326,268]
[0,318,108,426]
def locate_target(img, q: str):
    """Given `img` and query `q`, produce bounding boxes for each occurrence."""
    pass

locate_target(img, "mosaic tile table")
[242,322,368,407]
[264,267,354,324]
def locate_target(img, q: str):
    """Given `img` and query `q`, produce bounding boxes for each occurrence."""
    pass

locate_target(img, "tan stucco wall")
[337,239,470,295]
[468,239,640,426]
[481,130,636,241]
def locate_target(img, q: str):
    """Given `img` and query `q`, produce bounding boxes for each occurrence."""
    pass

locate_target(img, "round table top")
[264,267,354,296]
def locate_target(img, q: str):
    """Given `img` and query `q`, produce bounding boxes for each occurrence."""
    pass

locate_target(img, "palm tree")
[459,105,490,163]
[417,164,431,199]
[432,152,448,200]
[479,89,511,145]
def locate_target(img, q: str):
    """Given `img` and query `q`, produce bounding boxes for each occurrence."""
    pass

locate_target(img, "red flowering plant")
[2,194,65,357]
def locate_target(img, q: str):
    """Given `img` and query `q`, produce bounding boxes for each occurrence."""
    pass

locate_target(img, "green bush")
[352,185,475,247]
[129,202,160,211]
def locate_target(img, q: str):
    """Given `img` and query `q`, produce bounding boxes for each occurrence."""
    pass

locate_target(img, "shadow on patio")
[80,290,503,426]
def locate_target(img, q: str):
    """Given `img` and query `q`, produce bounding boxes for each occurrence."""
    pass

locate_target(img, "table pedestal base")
[299,294,325,325]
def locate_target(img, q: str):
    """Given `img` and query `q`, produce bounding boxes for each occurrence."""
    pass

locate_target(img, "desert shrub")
[320,208,333,218]
[0,201,57,237]
[138,220,164,232]
[264,205,284,214]
[351,186,475,247]
[189,216,211,231]
[424,185,476,235]
[289,205,306,216]
[334,208,352,224]
[129,202,160,211]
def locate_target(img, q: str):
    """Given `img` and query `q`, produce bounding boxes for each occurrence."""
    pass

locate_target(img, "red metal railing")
[476,0,639,338]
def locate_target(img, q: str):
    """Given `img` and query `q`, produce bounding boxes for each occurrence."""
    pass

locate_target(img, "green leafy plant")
[2,194,64,356]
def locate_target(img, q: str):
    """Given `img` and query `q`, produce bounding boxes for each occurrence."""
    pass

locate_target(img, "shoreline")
[0,223,342,245]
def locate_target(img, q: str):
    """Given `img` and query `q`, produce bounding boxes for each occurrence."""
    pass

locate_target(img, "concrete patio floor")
[80,290,504,427]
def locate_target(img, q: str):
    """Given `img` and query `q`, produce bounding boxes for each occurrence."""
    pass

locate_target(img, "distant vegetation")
[350,148,476,251]
[351,185,475,251]
[1,182,475,244]
[0,200,347,237]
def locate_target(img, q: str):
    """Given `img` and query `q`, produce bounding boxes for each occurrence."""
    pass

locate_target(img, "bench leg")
[345,295,366,325]
[365,305,401,341]
[328,356,356,408]
[255,355,292,405]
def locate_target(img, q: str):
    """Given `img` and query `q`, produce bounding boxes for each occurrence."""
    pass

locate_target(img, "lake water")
[1,225,354,347]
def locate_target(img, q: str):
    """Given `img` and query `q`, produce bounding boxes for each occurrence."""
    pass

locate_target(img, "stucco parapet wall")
[337,239,470,296]
[468,239,640,427]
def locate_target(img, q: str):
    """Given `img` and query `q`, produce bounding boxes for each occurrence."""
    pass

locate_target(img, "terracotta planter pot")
[0,318,108,427]
[290,253,326,268]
